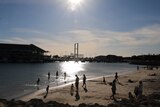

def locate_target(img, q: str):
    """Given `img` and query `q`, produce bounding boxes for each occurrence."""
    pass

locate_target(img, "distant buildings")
[0,43,51,63]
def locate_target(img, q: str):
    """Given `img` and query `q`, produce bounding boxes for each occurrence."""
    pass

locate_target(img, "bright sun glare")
[68,0,83,11]
[60,61,84,79]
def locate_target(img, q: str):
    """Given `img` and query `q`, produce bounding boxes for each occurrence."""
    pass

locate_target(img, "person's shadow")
[83,87,88,93]
[75,91,80,101]
[43,91,48,99]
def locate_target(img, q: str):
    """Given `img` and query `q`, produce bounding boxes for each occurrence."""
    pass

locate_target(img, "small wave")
[25,84,40,87]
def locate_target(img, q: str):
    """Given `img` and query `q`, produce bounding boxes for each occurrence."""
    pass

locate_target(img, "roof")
[0,43,47,52]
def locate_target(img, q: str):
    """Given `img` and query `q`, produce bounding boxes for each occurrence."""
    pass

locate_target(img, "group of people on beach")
[36,69,144,101]
[36,70,67,85]
[36,70,68,98]
[104,72,143,100]
[70,74,87,101]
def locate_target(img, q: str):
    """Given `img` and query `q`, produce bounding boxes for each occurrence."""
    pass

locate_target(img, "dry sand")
[20,68,160,106]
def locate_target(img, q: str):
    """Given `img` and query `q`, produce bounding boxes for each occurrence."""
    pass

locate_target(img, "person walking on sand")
[46,85,49,94]
[110,79,116,99]
[75,75,79,91]
[44,85,49,99]
[115,72,123,86]
[82,74,87,88]
[56,71,58,79]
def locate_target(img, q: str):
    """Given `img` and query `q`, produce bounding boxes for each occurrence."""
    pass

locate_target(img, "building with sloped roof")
[0,43,50,63]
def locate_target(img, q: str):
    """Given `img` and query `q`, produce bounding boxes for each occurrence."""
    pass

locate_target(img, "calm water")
[0,61,137,99]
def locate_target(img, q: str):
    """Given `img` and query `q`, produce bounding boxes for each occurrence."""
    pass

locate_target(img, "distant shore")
[18,67,160,106]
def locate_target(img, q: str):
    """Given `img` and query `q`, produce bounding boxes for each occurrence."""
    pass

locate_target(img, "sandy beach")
[20,67,160,106]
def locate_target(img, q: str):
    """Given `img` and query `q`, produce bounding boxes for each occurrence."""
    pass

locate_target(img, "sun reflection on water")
[60,61,84,80]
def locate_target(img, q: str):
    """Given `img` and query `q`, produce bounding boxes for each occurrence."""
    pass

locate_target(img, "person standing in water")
[64,72,66,80]
[56,71,58,79]
[37,78,40,85]
[48,72,50,81]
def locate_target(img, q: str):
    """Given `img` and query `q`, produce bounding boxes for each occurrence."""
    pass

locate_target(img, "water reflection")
[60,61,85,80]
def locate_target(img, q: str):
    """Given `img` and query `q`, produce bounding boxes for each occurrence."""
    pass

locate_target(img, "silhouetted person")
[44,85,49,99]
[115,72,118,80]
[110,79,116,99]
[115,72,123,86]
[103,76,106,84]
[75,90,80,101]
[134,81,143,98]
[46,85,49,94]
[134,86,139,98]
[82,74,86,88]
[48,72,50,81]
[128,92,135,102]
[56,71,58,79]
[75,75,79,91]
[138,81,143,97]
[37,78,40,85]
[70,84,74,96]
[64,72,66,80]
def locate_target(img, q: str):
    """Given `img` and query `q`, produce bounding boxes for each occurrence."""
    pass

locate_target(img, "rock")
[25,99,45,107]
[46,101,71,107]
[78,103,87,107]
[0,99,8,105]
[148,92,160,99]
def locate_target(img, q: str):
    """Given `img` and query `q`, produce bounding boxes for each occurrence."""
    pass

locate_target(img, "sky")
[0,0,160,57]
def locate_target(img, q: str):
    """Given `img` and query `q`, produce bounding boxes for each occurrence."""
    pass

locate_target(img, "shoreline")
[20,69,146,105]
[19,70,135,101]
[0,67,160,106]
[1,67,160,106]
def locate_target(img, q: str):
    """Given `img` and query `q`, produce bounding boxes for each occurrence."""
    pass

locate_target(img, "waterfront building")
[0,43,50,62]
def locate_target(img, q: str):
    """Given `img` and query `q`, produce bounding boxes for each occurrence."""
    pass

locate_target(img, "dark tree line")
[52,54,160,66]
[128,54,160,66]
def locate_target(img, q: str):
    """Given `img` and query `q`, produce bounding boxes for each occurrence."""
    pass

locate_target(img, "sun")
[68,0,83,11]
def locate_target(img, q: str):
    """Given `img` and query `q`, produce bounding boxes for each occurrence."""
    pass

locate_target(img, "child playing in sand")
[70,84,74,96]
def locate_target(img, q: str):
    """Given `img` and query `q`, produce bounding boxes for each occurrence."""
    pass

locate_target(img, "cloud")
[1,24,160,56]
[0,37,29,44]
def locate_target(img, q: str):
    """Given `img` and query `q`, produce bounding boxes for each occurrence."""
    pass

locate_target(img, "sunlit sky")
[0,0,160,57]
